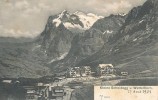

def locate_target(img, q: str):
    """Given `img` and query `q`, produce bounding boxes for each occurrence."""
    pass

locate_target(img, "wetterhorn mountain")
[35,10,103,62]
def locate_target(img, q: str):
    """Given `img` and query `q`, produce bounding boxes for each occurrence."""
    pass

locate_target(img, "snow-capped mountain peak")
[58,10,70,19]
[52,10,70,27]
[52,10,103,33]
[74,11,86,15]
[117,13,127,16]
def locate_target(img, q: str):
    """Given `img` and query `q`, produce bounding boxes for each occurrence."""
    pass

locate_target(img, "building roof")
[83,66,91,68]
[27,90,36,94]
[52,86,64,90]
[37,83,44,86]
[2,80,12,83]
[98,64,113,68]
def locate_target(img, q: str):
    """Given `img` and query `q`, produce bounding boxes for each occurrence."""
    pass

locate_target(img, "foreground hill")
[0,41,50,78]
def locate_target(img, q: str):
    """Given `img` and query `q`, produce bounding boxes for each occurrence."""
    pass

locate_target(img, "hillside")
[78,0,158,77]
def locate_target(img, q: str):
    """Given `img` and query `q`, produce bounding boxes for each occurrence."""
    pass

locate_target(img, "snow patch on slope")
[53,19,61,27]
[139,20,144,23]
[75,12,103,29]
[32,45,41,51]
[63,22,82,30]
[48,52,68,64]
[103,30,113,34]
[118,13,127,16]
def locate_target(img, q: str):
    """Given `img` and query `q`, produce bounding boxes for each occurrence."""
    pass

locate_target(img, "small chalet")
[49,86,66,100]
[97,64,114,75]
[81,66,91,77]
[24,86,37,100]
[67,67,81,78]
[67,66,92,78]
[2,80,12,84]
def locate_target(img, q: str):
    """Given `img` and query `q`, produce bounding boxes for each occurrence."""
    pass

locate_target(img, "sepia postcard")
[0,0,158,100]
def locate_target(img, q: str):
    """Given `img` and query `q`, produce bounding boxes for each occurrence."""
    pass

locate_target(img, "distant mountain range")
[0,0,158,78]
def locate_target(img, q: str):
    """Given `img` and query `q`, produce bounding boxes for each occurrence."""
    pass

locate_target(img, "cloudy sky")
[0,0,146,38]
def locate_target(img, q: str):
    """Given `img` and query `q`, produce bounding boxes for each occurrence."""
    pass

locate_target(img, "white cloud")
[24,6,41,15]
[0,26,38,38]
[14,0,29,9]
[0,0,146,38]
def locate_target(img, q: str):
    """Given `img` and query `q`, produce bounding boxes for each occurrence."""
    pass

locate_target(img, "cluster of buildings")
[24,84,66,100]
[67,66,92,78]
[67,64,118,78]
[97,64,114,75]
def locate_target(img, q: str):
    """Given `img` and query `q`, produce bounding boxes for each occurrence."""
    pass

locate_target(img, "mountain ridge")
[1,0,157,78]
[77,0,158,77]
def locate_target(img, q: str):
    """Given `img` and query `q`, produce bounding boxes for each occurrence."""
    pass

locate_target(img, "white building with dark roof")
[97,64,114,76]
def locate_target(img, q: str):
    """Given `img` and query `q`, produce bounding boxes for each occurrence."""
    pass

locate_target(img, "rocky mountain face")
[79,0,158,76]
[38,22,74,61]
[36,10,103,62]
[49,14,126,72]
[92,14,126,33]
